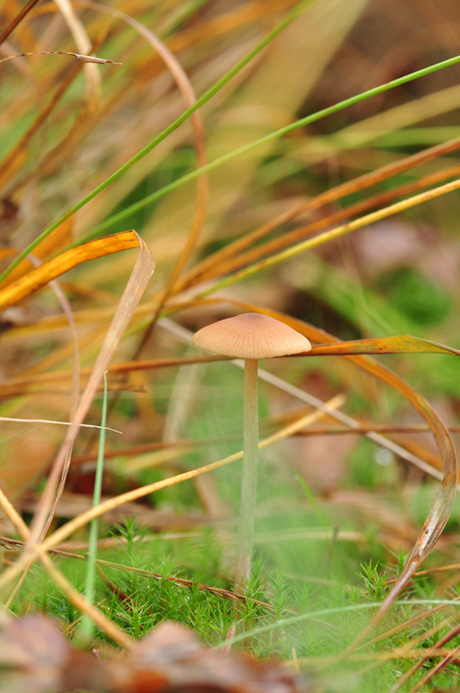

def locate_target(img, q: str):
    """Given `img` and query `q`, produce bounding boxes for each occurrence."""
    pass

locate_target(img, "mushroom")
[192,313,311,592]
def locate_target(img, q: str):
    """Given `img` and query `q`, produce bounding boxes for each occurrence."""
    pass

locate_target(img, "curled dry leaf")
[0,617,308,693]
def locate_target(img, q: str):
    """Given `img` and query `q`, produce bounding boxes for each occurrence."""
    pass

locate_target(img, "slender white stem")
[234,358,259,594]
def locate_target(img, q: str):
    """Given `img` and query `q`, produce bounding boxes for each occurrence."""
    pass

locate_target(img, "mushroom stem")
[234,357,259,594]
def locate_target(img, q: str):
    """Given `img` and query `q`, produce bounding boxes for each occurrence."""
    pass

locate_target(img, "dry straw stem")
[0,233,154,646]
[0,488,29,541]
[6,310,458,411]
[0,417,120,432]
[94,559,273,610]
[0,12,109,194]
[200,174,460,295]
[0,537,270,608]
[25,252,81,494]
[137,0,367,300]
[0,396,345,596]
[0,355,226,398]
[360,600,460,652]
[0,57,85,191]
[0,51,121,65]
[1,218,74,287]
[0,0,41,46]
[53,0,101,107]
[37,553,133,650]
[400,630,460,693]
[25,233,155,545]
[389,621,460,692]
[188,162,460,287]
[0,485,132,649]
[174,135,460,293]
[82,52,460,248]
[2,332,457,399]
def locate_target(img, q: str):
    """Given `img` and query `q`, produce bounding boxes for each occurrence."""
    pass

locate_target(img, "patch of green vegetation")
[377,267,451,326]
[9,513,460,692]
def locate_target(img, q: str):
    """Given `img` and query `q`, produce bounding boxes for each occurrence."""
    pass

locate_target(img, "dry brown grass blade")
[26,231,155,544]
[335,84,460,151]
[0,231,153,642]
[0,490,133,647]
[0,355,225,399]
[173,136,460,294]
[39,553,133,648]
[94,559,273,610]
[0,487,29,540]
[145,0,367,296]
[160,311,452,488]
[397,623,460,693]
[343,379,456,649]
[0,218,73,286]
[65,4,209,397]
[307,336,460,357]
[293,424,460,436]
[184,162,460,286]
[159,0,300,56]
[0,231,140,311]
[0,0,41,46]
[0,59,84,190]
[359,600,460,653]
[27,251,81,490]
[194,175,460,295]
[0,50,121,65]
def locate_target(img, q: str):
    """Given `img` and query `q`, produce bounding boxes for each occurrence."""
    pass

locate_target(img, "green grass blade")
[82,53,460,243]
[78,372,108,644]
[218,599,460,648]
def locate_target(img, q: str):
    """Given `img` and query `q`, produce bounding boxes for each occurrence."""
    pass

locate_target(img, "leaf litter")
[0,616,307,693]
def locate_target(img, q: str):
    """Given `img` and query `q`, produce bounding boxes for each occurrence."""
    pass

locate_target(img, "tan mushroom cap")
[192,313,312,359]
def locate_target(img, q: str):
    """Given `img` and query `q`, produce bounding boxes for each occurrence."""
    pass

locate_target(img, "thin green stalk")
[295,474,328,528]
[80,53,460,244]
[0,0,314,284]
[78,372,108,643]
[217,599,460,648]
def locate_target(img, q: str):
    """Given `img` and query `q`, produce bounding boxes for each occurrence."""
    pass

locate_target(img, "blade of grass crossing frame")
[307,336,460,357]
[0,335,456,399]
[171,137,460,294]
[0,0,315,284]
[78,372,108,644]
[81,54,460,244]
[0,231,140,312]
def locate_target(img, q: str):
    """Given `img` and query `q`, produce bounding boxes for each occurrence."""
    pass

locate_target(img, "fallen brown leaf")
[0,617,308,693]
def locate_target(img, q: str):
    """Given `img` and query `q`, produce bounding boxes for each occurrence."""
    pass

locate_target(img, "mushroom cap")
[192,313,312,359]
